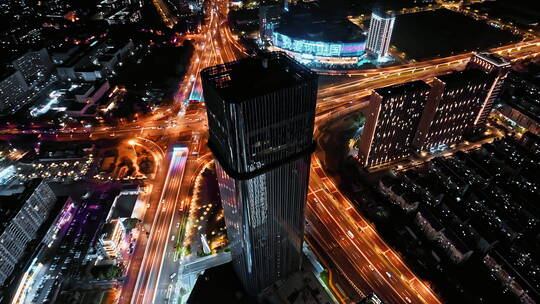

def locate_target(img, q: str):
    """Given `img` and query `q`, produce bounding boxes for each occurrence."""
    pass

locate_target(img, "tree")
[91,265,122,280]
[320,270,329,287]
[356,113,367,126]
[107,265,121,279]
[123,218,140,231]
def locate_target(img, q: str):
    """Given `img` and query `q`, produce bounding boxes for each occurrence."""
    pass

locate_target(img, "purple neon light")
[341,43,365,54]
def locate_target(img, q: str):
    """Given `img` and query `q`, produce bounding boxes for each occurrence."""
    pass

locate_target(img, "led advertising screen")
[272,32,365,57]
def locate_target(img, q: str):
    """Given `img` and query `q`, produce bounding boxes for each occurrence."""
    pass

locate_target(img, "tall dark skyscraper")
[358,80,430,167]
[201,52,318,294]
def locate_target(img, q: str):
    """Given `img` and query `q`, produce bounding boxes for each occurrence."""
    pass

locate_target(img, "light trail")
[306,156,441,303]
[131,146,189,304]
[5,2,539,303]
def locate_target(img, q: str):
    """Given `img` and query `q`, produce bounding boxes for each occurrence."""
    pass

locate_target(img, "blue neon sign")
[272,32,365,57]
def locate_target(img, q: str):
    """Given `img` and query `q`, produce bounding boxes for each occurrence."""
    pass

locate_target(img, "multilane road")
[128,1,239,303]
[4,0,540,302]
[131,147,188,304]
[306,157,441,304]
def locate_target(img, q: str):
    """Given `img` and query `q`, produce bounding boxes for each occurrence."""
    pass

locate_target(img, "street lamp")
[128,140,138,157]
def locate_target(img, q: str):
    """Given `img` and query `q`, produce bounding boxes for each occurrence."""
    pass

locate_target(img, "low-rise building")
[520,132,540,156]
[415,208,473,264]
[55,40,134,82]
[377,135,540,302]
[378,177,420,212]
[97,219,125,260]
[107,185,140,220]
[497,71,540,134]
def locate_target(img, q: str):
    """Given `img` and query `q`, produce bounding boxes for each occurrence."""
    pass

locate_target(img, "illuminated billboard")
[272,32,365,58]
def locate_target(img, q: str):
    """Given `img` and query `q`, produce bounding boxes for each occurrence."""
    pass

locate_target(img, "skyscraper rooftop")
[435,68,487,86]
[374,79,431,97]
[201,52,317,102]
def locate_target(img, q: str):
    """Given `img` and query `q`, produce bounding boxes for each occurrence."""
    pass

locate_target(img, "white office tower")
[366,12,395,60]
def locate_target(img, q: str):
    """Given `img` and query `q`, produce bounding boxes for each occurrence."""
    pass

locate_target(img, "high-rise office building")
[0,68,29,114]
[0,180,56,285]
[366,11,395,60]
[467,52,510,130]
[201,52,317,294]
[11,48,54,88]
[358,80,430,167]
[259,3,284,44]
[413,69,493,151]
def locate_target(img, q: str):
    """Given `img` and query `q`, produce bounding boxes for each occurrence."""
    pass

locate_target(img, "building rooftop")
[475,52,510,67]
[98,54,115,62]
[110,194,137,219]
[436,68,488,86]
[444,227,471,254]
[276,7,365,44]
[70,83,95,96]
[201,52,317,102]
[418,206,444,231]
[0,66,18,80]
[391,9,520,60]
[374,80,431,97]
[100,221,116,240]
[503,73,540,124]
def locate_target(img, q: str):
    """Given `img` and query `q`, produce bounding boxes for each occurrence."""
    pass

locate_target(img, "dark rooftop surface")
[502,71,540,124]
[63,101,87,112]
[391,9,520,60]
[314,0,437,16]
[187,262,257,304]
[375,80,431,97]
[276,6,365,43]
[100,222,115,238]
[436,68,488,86]
[467,0,540,29]
[0,66,18,79]
[110,194,137,219]
[418,206,444,231]
[201,52,317,102]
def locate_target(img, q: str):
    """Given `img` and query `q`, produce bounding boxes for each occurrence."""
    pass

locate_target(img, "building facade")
[365,12,395,59]
[97,219,125,260]
[467,52,510,130]
[202,52,317,294]
[259,4,284,44]
[0,68,29,114]
[0,181,56,285]
[11,48,54,89]
[414,69,493,151]
[358,80,430,167]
